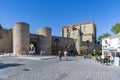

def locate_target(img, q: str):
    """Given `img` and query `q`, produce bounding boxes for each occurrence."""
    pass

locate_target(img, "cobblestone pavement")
[0,56,120,80]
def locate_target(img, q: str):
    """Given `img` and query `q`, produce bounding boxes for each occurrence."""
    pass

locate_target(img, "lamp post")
[93,49,96,55]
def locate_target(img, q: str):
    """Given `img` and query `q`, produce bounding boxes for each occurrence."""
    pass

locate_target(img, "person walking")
[64,50,68,60]
[40,50,43,55]
[59,51,62,60]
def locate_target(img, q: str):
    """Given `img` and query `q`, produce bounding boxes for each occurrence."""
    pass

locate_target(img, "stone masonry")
[0,21,97,55]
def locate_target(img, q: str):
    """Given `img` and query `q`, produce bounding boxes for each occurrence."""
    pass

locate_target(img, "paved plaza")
[0,56,120,80]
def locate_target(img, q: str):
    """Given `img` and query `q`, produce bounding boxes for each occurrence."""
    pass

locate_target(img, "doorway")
[29,41,38,54]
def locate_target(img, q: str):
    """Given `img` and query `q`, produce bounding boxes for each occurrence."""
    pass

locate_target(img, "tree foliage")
[54,38,60,43]
[80,46,88,51]
[98,32,112,42]
[111,23,120,34]
[73,39,77,43]
[80,46,88,55]
[0,24,3,29]
[65,44,74,52]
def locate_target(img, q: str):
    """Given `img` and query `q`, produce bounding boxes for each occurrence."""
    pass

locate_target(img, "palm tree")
[54,38,60,54]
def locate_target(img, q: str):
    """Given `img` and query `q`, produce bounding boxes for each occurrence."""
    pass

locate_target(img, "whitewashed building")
[102,33,120,60]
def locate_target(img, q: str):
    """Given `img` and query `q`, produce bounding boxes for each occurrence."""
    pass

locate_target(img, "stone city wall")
[13,22,30,55]
[52,36,75,55]
[0,29,13,53]
[37,27,52,55]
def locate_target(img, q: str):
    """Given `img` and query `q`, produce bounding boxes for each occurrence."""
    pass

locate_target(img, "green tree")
[0,24,3,39]
[96,47,102,56]
[65,44,75,56]
[80,46,88,55]
[73,39,77,43]
[111,23,120,34]
[0,24,3,29]
[98,32,112,42]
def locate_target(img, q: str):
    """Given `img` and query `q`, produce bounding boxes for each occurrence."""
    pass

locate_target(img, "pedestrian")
[64,50,68,60]
[40,50,43,55]
[58,51,62,60]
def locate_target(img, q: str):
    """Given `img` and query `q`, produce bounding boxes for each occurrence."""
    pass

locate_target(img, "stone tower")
[75,35,81,54]
[13,22,30,55]
[37,27,52,54]
[75,28,83,55]
[62,22,96,43]
[62,22,96,54]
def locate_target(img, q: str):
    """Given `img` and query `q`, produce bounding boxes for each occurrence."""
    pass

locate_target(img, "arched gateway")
[30,34,40,55]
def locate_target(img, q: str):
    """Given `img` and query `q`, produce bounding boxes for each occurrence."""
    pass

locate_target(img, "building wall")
[62,22,96,54]
[0,29,13,53]
[13,22,30,55]
[101,34,120,59]
[102,38,110,48]
[30,34,40,54]
[62,22,96,43]
[82,34,93,42]
[110,38,119,48]
[52,36,75,55]
[102,38,110,58]
[81,22,96,43]
[0,21,97,55]
[37,27,52,54]
[0,29,41,54]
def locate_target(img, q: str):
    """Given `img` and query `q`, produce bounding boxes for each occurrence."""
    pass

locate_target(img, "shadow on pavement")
[60,59,77,61]
[0,63,24,69]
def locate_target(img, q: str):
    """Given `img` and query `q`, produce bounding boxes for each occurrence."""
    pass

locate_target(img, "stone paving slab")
[0,56,120,80]
[16,56,56,60]
[0,56,57,80]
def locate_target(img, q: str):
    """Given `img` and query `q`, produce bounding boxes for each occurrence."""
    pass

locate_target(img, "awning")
[103,47,118,51]
[117,49,120,52]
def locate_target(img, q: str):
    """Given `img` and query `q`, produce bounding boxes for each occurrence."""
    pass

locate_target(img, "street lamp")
[93,49,96,58]
[93,49,96,52]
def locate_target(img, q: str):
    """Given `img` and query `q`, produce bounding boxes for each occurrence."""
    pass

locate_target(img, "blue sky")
[0,0,120,39]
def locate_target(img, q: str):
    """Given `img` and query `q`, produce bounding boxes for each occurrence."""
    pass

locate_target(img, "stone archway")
[30,41,38,55]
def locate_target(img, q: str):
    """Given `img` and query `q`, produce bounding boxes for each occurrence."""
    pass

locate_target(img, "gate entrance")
[29,41,38,55]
